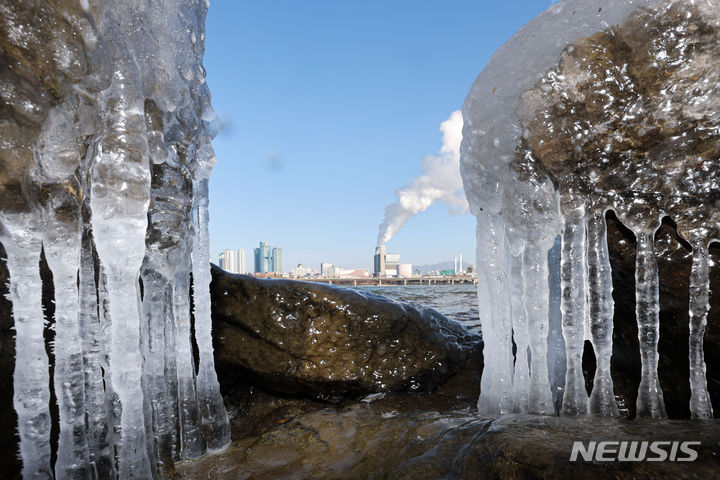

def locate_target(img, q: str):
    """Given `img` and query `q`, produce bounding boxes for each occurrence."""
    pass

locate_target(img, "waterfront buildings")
[254,241,283,273]
[397,263,413,278]
[373,246,403,277]
[320,262,333,277]
[385,253,400,277]
[218,248,246,274]
[373,246,386,277]
[272,247,283,274]
[254,242,271,273]
[453,254,464,274]
[320,262,369,278]
[291,264,316,277]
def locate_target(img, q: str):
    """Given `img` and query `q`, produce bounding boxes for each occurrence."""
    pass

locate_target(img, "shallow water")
[350,284,481,332]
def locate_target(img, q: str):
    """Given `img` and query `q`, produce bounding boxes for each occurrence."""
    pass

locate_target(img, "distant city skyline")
[219,242,471,277]
[204,1,554,269]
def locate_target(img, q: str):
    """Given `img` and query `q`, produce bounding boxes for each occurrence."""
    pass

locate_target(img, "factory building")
[397,263,413,278]
[374,246,386,277]
[373,246,403,277]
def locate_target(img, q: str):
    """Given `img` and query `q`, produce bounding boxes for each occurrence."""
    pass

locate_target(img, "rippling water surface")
[351,284,481,332]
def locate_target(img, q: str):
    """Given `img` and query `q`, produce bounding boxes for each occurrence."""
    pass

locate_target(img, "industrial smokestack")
[376,110,469,246]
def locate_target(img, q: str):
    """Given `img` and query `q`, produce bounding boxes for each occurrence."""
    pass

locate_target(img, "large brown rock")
[210,265,475,400]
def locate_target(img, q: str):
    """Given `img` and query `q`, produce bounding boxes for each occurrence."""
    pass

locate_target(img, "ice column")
[475,212,514,415]
[141,274,180,466]
[42,197,92,479]
[0,217,53,479]
[632,222,667,418]
[560,200,589,415]
[140,131,188,466]
[79,229,114,479]
[509,254,529,413]
[688,242,713,419]
[173,262,206,459]
[546,237,566,415]
[33,105,92,479]
[522,244,554,415]
[191,174,232,449]
[90,74,153,477]
[586,210,619,417]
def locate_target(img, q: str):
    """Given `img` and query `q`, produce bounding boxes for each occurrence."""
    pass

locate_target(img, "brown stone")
[210,265,474,401]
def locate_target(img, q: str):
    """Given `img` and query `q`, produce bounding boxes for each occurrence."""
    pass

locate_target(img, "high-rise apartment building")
[254,242,283,273]
[219,248,246,274]
[254,241,272,273]
[320,262,333,277]
[239,249,247,273]
[271,247,283,273]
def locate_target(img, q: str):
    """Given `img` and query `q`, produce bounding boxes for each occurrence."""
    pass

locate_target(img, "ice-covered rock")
[0,0,229,477]
[462,0,720,419]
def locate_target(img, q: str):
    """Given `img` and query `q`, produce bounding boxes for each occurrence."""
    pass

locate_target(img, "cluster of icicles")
[462,0,719,421]
[0,0,229,478]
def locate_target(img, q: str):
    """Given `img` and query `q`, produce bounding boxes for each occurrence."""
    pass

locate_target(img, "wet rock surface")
[210,265,476,400]
[177,402,720,480]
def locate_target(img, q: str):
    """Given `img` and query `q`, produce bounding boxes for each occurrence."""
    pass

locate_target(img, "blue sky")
[204,0,553,271]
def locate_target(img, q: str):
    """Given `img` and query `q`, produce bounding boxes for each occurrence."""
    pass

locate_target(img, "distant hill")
[413,260,454,275]
[413,260,475,275]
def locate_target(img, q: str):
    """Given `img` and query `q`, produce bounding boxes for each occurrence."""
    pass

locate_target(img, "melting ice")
[0,0,230,477]
[461,0,720,420]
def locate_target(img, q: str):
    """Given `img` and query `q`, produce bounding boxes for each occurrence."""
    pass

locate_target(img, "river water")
[350,284,481,332]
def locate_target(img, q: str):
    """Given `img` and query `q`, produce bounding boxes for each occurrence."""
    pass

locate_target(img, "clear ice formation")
[0,0,230,477]
[461,0,719,419]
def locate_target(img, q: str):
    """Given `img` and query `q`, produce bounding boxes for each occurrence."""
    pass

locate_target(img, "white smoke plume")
[377,110,469,245]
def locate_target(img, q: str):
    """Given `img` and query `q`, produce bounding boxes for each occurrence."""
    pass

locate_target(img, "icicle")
[522,243,554,415]
[190,177,231,449]
[560,203,589,416]
[163,289,181,462]
[173,266,206,459]
[546,236,566,415]
[97,264,121,475]
[90,75,153,477]
[0,218,53,479]
[41,193,92,479]
[633,226,667,418]
[476,211,514,415]
[140,150,190,469]
[586,210,619,417]
[688,242,713,419]
[509,253,529,413]
[140,272,177,470]
[79,228,114,478]
[33,103,92,479]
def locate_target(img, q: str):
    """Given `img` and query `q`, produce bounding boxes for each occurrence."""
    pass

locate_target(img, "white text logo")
[570,441,700,462]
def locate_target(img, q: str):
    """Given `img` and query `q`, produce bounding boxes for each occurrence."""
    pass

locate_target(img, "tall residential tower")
[254,242,283,274]
[219,249,246,274]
